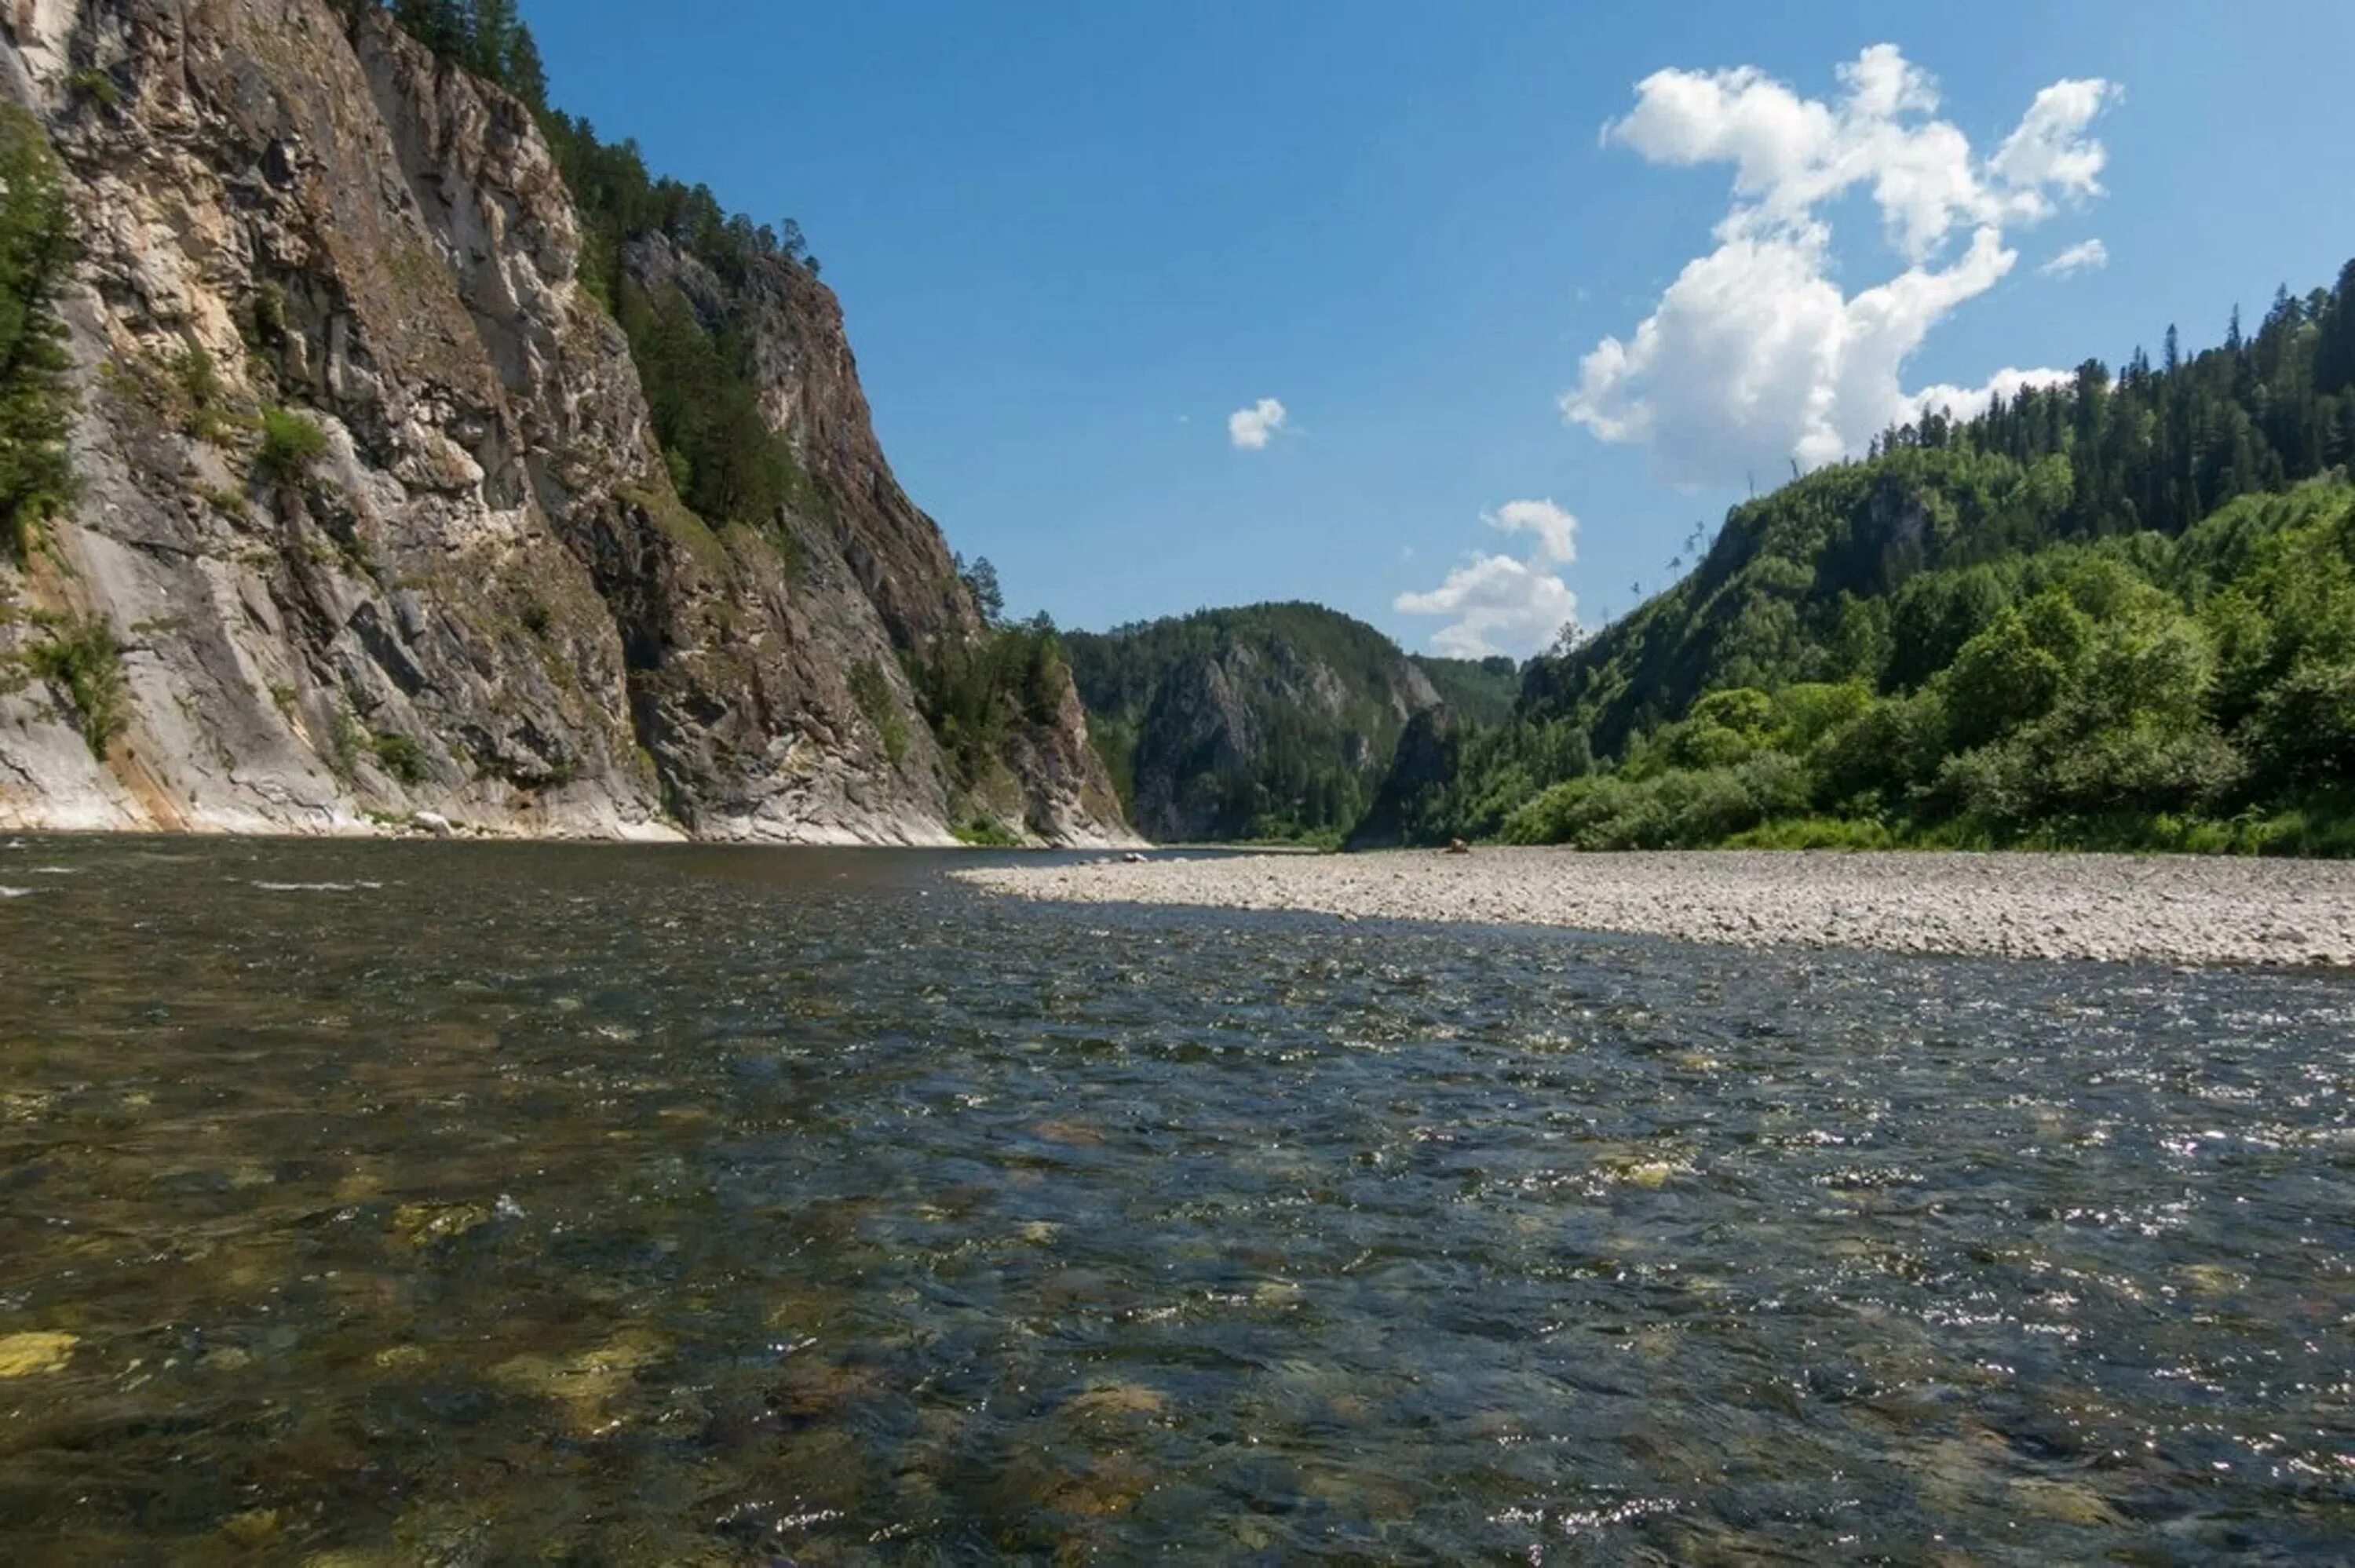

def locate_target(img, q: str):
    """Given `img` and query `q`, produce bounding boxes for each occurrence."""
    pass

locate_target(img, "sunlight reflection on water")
[0,836,2350,1561]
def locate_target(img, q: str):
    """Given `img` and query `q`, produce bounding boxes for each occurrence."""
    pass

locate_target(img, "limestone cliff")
[0,0,1129,844]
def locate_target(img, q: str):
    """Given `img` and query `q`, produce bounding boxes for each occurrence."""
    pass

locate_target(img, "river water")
[0,837,2349,1563]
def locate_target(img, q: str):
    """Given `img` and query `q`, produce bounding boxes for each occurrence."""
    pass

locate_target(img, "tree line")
[1392,257,2355,855]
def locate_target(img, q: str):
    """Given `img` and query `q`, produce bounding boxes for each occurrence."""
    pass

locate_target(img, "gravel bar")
[955,849,2355,968]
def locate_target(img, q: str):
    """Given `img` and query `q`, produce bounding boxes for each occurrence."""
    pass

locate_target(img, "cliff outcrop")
[0,1,1128,844]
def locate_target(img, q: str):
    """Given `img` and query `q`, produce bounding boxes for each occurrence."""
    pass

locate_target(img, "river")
[2,837,2349,1561]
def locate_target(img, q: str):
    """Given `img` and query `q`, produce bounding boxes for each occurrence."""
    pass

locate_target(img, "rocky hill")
[1065,602,1466,843]
[0,0,1128,844]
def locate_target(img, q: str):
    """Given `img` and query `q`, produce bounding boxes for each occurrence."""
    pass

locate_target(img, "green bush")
[24,613,128,755]
[1804,688,1948,811]
[1504,751,1805,850]
[256,406,328,485]
[65,68,121,110]
[847,658,909,767]
[173,346,231,441]
[1942,609,2065,749]
[1769,680,1874,752]
[1925,740,2036,827]
[369,731,430,786]
[2251,659,2355,782]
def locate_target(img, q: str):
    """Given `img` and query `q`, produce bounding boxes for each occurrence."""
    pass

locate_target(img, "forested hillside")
[1380,261,2355,855]
[1410,655,1521,726]
[1065,603,1451,844]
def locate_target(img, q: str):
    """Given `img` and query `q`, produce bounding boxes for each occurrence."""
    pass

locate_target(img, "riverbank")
[0,804,1140,850]
[955,848,2355,967]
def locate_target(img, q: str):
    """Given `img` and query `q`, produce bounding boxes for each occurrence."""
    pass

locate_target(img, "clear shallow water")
[0,837,2350,1564]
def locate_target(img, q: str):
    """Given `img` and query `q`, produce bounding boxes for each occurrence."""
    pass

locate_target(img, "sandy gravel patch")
[955,849,2355,968]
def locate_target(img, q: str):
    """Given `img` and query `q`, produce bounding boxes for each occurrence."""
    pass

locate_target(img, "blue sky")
[524,1,2355,654]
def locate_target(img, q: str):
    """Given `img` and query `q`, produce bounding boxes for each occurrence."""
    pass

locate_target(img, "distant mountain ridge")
[1065,602,1511,843]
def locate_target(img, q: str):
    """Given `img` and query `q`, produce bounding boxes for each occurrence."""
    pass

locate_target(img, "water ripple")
[0,837,2350,1561]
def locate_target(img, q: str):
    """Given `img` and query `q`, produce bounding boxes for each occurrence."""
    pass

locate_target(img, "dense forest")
[1386,260,2355,855]
[1065,604,1492,844]
[1409,653,1520,727]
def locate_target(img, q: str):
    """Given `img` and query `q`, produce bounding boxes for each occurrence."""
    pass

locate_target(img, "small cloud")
[1399,544,1417,562]
[1228,397,1288,450]
[1905,363,2074,425]
[2039,237,2108,277]
[1176,414,1192,425]
[1397,498,1581,657]
[1395,555,1577,658]
[1484,498,1578,565]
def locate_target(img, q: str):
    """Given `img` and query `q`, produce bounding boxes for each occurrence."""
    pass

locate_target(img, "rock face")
[1343,706,1462,851]
[1064,602,1442,842]
[0,1,1129,844]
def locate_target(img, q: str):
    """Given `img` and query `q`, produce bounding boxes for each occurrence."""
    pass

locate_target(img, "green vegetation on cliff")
[349,0,1094,836]
[612,278,824,541]
[1389,260,2355,854]
[907,614,1072,796]
[1409,655,1521,727]
[0,105,76,561]
[341,2,830,545]
[24,612,127,756]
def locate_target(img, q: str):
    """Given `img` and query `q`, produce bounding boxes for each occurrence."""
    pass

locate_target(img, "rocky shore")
[956,848,2355,968]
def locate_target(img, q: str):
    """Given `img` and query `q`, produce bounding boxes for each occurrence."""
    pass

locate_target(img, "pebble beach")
[957,848,2355,967]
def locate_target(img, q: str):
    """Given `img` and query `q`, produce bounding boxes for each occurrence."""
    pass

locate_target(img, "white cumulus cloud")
[1484,498,1578,564]
[1397,498,1579,658]
[2040,238,2109,278]
[1905,364,2076,426]
[1566,45,2117,487]
[1227,397,1288,450]
[1396,556,1577,659]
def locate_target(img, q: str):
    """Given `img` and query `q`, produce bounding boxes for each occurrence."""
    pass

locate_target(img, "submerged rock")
[1064,1381,1167,1420]
[490,1329,665,1435]
[389,1201,493,1247]
[0,1331,78,1377]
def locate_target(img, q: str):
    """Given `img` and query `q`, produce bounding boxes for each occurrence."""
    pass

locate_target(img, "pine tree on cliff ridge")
[390,0,467,59]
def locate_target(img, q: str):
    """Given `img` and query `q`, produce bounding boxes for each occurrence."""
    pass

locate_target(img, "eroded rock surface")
[0,2,1128,844]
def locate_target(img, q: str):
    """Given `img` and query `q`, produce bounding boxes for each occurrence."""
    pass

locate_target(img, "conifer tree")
[390,0,467,59]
